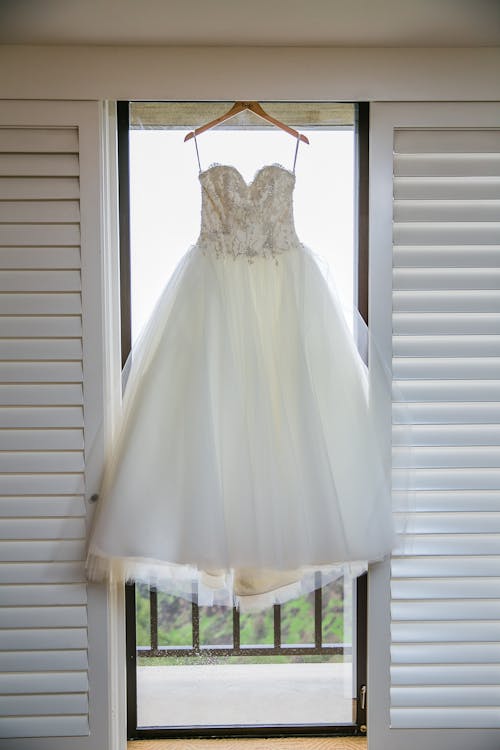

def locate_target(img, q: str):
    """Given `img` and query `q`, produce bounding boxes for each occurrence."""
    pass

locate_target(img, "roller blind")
[390,127,500,730]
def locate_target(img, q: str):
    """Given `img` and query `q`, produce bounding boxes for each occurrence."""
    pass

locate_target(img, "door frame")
[116,100,369,740]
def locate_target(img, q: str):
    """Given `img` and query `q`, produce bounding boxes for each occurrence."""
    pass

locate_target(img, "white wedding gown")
[86,162,394,610]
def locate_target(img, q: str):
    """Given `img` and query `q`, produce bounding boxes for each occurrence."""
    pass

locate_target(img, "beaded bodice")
[197,164,301,261]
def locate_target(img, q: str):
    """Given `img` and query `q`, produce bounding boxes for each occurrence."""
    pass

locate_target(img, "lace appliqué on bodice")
[196,164,302,262]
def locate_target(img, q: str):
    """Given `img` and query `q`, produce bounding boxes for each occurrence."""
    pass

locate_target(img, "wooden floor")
[128,739,367,750]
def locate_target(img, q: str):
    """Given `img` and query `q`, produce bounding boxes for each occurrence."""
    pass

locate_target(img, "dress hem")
[86,549,370,612]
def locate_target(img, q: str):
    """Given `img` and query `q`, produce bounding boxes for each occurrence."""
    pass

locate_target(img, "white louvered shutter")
[391,127,500,729]
[369,103,500,749]
[0,102,107,747]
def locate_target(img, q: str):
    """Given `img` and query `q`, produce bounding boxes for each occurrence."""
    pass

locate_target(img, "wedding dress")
[86,158,395,611]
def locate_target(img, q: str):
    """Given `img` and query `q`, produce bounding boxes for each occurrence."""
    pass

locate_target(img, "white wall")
[0,46,499,102]
[0,43,498,750]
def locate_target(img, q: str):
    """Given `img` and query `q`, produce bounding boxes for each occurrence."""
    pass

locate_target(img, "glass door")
[118,101,369,739]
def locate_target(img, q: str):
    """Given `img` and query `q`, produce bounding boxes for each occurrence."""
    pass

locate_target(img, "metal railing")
[138,574,349,659]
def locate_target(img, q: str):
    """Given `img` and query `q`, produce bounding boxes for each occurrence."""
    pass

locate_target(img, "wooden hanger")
[184,101,310,144]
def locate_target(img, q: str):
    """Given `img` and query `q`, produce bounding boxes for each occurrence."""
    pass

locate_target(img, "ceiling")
[0,0,499,47]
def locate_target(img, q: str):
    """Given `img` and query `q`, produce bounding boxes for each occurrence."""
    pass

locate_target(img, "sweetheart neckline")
[198,163,296,188]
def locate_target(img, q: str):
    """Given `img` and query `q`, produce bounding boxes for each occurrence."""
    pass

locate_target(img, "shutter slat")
[394,177,500,200]
[392,578,500,600]
[393,402,500,424]
[0,540,85,562]
[391,685,500,707]
[393,534,500,555]
[394,245,500,267]
[0,605,87,628]
[394,153,500,177]
[394,380,500,402]
[0,224,80,246]
[393,268,500,290]
[395,131,500,154]
[0,560,85,583]
[0,177,80,200]
[394,446,500,468]
[394,201,500,222]
[0,292,81,314]
[393,358,500,379]
[392,600,500,621]
[392,556,500,577]
[393,467,500,491]
[0,583,86,606]
[394,424,500,450]
[0,429,84,450]
[393,490,500,512]
[392,643,500,664]
[0,451,84,472]
[0,269,80,291]
[0,407,83,428]
[0,473,84,495]
[0,496,86,518]
[0,627,87,650]
[0,200,80,222]
[0,384,82,406]
[394,290,500,313]
[0,153,79,176]
[0,339,83,359]
[0,316,82,338]
[0,128,78,153]
[0,648,85,670]
[393,313,500,335]
[0,671,88,693]
[0,693,88,716]
[0,362,83,383]
[391,663,500,685]
[0,716,89,738]
[395,512,500,533]
[394,223,500,246]
[390,707,500,729]
[393,335,500,357]
[0,517,85,540]
[393,622,500,644]
[0,246,80,269]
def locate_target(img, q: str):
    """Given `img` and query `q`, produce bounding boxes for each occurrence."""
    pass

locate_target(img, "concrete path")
[137,662,353,727]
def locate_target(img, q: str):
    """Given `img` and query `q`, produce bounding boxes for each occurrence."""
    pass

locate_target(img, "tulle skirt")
[86,243,394,610]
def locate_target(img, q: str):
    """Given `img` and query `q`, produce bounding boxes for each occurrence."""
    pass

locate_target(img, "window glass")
[128,102,358,731]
